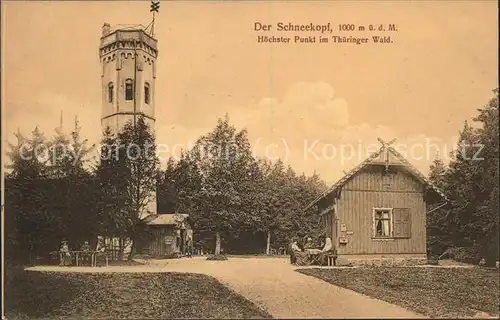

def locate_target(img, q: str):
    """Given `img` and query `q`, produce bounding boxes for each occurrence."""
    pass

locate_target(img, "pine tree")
[69,116,95,176]
[472,88,499,263]
[6,127,49,179]
[428,153,447,191]
[157,157,178,213]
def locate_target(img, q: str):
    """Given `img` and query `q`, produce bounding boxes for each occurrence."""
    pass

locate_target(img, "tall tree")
[94,127,130,250]
[428,154,447,191]
[427,154,452,256]
[117,117,160,259]
[94,118,160,259]
[426,88,499,264]
[189,115,252,254]
[68,116,95,176]
[6,127,49,179]
[47,124,71,179]
[472,88,499,262]
[157,157,178,213]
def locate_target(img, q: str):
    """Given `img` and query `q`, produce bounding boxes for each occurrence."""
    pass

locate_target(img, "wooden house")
[139,213,193,258]
[304,139,447,266]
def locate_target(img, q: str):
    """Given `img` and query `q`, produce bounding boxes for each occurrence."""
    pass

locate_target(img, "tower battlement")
[99,26,158,58]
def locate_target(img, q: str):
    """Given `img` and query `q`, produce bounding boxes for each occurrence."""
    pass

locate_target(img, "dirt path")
[27,257,424,318]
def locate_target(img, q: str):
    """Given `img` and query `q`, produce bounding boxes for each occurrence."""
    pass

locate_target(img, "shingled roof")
[142,213,189,225]
[304,140,448,211]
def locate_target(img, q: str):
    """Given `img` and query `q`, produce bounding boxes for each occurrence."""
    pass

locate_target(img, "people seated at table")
[94,242,108,266]
[317,237,334,266]
[59,240,71,266]
[81,241,91,265]
[322,237,332,252]
[303,237,314,250]
[292,240,312,266]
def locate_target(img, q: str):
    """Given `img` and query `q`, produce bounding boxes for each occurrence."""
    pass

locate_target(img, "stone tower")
[99,23,157,134]
[99,23,158,218]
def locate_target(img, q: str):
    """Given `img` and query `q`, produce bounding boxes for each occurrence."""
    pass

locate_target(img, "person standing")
[288,239,294,264]
[186,235,193,258]
[289,239,301,265]
[60,240,71,266]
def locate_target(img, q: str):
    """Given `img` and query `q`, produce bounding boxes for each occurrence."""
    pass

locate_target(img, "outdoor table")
[74,251,109,267]
[305,248,323,265]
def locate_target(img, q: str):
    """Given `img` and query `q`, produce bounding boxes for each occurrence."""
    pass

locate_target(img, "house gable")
[342,165,425,194]
[304,140,447,212]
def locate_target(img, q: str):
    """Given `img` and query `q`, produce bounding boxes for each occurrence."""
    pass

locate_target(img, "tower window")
[108,82,114,103]
[125,79,134,101]
[144,82,150,105]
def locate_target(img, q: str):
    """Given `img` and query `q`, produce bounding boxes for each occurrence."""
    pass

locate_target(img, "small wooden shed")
[139,213,193,258]
[305,139,447,266]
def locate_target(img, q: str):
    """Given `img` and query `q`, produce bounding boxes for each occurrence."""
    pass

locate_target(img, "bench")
[326,254,337,266]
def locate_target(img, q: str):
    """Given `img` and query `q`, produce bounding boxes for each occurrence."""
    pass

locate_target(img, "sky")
[2,1,498,184]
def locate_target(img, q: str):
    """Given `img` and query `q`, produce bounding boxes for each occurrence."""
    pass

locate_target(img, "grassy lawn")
[297,267,499,318]
[5,267,272,319]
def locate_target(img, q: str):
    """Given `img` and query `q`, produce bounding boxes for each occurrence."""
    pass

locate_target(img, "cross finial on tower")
[149,1,160,37]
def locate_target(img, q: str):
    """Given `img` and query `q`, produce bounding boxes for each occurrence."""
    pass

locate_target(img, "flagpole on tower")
[151,10,156,37]
[150,1,160,37]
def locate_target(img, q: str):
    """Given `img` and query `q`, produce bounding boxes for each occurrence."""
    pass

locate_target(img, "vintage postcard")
[2,1,498,319]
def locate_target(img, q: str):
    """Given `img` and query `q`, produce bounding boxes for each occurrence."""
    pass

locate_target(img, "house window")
[373,208,392,238]
[108,82,114,103]
[144,82,150,104]
[125,79,134,100]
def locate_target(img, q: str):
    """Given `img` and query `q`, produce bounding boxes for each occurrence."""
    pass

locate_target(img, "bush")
[163,253,182,259]
[445,247,482,264]
[427,258,439,265]
[206,254,228,261]
[427,236,453,257]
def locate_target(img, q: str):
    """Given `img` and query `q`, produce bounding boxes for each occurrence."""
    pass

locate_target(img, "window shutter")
[393,208,411,238]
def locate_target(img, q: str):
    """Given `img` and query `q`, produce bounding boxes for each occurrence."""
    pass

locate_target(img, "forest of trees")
[427,88,499,266]
[4,115,326,263]
[4,88,498,265]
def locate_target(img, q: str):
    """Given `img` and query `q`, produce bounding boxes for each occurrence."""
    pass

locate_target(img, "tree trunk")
[266,230,271,255]
[128,239,136,261]
[118,237,124,261]
[215,231,221,255]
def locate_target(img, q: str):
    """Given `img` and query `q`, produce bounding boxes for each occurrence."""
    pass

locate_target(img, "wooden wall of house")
[146,225,175,257]
[143,223,193,257]
[335,165,427,255]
